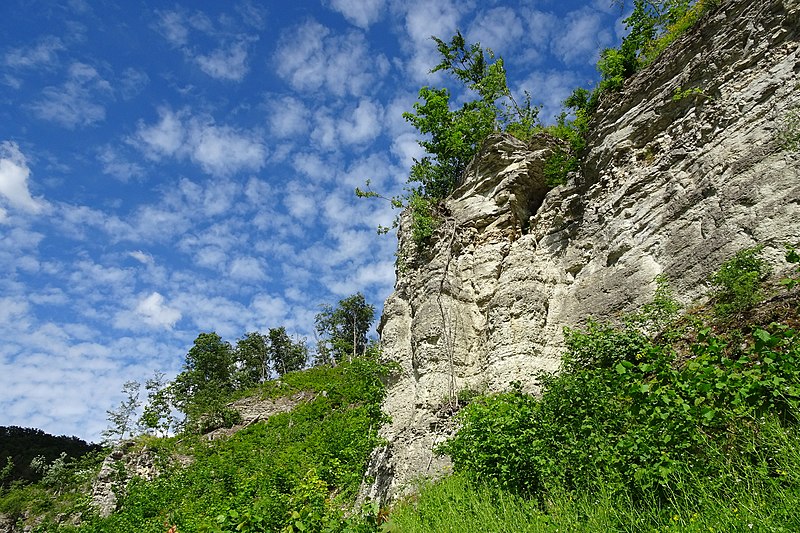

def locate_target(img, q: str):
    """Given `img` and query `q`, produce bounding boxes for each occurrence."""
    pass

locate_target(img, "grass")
[387,436,800,533]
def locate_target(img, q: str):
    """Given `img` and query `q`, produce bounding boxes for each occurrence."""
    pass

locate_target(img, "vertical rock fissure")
[437,217,459,408]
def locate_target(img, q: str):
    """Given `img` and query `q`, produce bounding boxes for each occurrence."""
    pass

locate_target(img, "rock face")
[361,0,800,503]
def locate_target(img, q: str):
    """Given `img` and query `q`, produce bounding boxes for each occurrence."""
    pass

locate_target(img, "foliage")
[139,371,175,437]
[440,269,800,507]
[102,380,142,444]
[782,243,800,290]
[49,359,395,533]
[388,458,800,532]
[777,107,800,152]
[315,293,376,365]
[269,328,309,377]
[0,427,100,487]
[672,85,707,100]
[234,332,271,387]
[360,32,539,248]
[709,245,771,318]
[404,32,538,202]
[171,332,238,432]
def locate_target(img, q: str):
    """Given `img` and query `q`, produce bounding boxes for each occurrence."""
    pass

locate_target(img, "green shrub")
[709,245,771,318]
[782,244,800,290]
[440,292,800,504]
[778,108,800,152]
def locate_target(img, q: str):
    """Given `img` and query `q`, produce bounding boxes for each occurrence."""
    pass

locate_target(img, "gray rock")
[360,0,800,504]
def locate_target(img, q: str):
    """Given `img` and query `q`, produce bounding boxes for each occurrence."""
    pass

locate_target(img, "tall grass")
[388,425,800,533]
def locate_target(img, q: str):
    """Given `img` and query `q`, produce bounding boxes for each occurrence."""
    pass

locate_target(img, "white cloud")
[327,0,386,28]
[119,68,149,99]
[97,145,144,182]
[129,250,155,265]
[338,99,383,145]
[133,107,186,159]
[522,9,557,51]
[196,41,250,81]
[552,7,613,65]
[267,96,310,139]
[155,10,190,47]
[187,120,266,175]
[519,70,582,124]
[136,292,182,329]
[467,7,524,55]
[29,62,113,128]
[0,141,46,214]
[400,0,464,80]
[4,36,64,69]
[283,183,319,222]
[154,9,255,83]
[229,256,266,281]
[275,21,389,97]
[132,108,266,175]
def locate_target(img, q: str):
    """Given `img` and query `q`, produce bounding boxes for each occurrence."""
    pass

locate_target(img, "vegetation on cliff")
[389,247,800,531]
[360,0,726,247]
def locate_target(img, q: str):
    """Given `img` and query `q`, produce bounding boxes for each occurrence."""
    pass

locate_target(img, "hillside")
[1,0,800,531]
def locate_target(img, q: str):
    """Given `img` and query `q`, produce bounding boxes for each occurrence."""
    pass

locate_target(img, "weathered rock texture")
[361,0,800,503]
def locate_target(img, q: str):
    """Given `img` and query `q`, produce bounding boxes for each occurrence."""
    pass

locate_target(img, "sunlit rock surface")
[360,0,800,503]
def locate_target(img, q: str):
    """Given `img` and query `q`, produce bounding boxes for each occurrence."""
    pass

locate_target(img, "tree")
[315,293,375,364]
[357,32,539,246]
[102,380,141,444]
[403,31,538,203]
[172,332,235,429]
[139,371,175,437]
[234,331,271,387]
[269,327,307,376]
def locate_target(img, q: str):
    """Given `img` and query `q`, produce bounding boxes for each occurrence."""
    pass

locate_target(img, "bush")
[440,281,800,505]
[709,246,771,318]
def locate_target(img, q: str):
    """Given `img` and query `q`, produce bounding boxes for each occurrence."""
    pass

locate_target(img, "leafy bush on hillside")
[441,282,800,504]
[709,245,770,318]
[4,359,394,533]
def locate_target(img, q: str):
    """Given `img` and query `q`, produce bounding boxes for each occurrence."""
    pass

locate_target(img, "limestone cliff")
[361,0,800,503]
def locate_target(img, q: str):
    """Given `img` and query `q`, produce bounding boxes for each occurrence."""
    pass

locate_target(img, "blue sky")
[0,0,626,442]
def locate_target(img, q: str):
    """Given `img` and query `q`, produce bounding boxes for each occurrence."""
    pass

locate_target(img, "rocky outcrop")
[91,442,162,518]
[204,390,313,440]
[361,0,800,503]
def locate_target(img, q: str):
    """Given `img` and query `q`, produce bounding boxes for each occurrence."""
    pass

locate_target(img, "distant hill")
[0,426,101,487]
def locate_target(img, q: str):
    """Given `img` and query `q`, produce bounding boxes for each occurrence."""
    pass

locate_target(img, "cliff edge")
[361,0,800,503]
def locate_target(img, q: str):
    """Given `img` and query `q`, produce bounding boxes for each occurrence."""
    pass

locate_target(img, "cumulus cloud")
[131,107,266,175]
[552,7,613,65]
[187,120,266,175]
[129,250,155,265]
[136,292,182,329]
[519,70,582,124]
[275,21,389,97]
[4,36,64,69]
[467,7,525,55]
[29,62,113,128]
[338,99,383,145]
[118,68,149,99]
[133,107,186,158]
[327,0,386,28]
[0,141,46,215]
[154,9,255,82]
[196,40,251,81]
[97,145,144,182]
[400,0,463,80]
[267,96,310,139]
[155,10,191,47]
[229,256,266,281]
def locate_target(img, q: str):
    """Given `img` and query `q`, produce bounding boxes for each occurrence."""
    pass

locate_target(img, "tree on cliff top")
[315,293,375,364]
